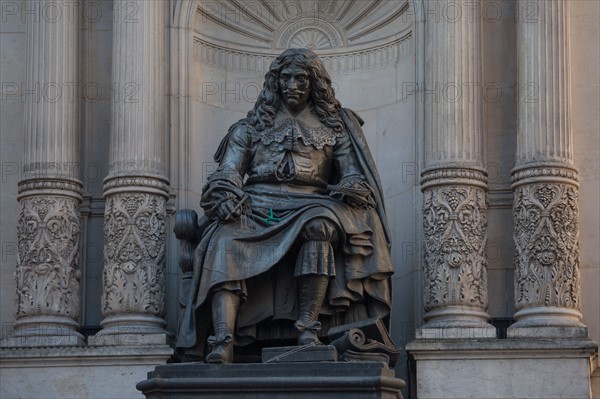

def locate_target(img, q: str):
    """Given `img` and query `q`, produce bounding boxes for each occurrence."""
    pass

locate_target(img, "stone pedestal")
[137,362,405,399]
[406,339,598,399]
[0,346,173,399]
[262,345,338,363]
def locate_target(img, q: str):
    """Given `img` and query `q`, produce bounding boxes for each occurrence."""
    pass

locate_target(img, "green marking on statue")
[265,208,281,224]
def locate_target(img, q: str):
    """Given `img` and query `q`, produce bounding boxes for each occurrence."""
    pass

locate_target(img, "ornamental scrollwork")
[103,175,170,195]
[511,164,578,184]
[102,192,166,317]
[15,196,81,319]
[18,178,82,197]
[513,183,580,310]
[423,186,488,310]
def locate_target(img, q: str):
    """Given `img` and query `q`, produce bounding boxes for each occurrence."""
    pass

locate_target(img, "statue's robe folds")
[177,107,394,352]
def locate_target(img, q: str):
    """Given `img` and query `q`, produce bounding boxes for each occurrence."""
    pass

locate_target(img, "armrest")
[174,209,202,274]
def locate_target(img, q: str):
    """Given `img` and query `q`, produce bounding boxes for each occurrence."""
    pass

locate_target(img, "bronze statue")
[176,48,394,363]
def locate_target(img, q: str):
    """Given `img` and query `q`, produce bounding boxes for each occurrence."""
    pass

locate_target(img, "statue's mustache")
[283,89,306,96]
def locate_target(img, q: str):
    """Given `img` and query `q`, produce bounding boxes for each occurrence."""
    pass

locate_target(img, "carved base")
[507,306,588,338]
[88,314,171,346]
[418,306,496,339]
[0,315,84,348]
[0,334,85,348]
[88,333,171,346]
[416,325,496,340]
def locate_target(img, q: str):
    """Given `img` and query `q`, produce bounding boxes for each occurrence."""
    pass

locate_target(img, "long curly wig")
[248,48,344,133]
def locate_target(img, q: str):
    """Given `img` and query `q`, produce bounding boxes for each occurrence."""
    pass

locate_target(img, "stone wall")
[0,0,27,340]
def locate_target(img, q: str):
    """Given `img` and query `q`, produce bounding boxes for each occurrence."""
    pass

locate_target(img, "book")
[327,316,397,349]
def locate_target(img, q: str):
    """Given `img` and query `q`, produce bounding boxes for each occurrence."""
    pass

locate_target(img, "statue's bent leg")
[294,218,338,346]
[206,288,241,364]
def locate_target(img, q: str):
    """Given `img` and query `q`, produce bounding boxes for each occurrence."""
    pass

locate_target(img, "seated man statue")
[176,48,394,363]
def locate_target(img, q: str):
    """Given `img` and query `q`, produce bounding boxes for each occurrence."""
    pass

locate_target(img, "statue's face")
[279,63,310,113]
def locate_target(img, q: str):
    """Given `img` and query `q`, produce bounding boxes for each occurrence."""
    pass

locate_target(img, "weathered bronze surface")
[176,48,394,363]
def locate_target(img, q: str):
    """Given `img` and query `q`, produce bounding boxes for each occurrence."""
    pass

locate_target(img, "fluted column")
[90,0,169,345]
[507,0,586,338]
[1,0,84,347]
[418,0,495,339]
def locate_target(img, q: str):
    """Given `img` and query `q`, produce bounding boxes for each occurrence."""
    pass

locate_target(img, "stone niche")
[171,0,422,366]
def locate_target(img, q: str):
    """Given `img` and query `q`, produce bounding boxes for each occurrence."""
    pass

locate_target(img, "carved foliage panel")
[102,192,166,317]
[423,186,489,311]
[16,196,81,319]
[513,183,580,310]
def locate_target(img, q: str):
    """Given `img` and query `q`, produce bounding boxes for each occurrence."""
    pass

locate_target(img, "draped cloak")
[176,108,394,351]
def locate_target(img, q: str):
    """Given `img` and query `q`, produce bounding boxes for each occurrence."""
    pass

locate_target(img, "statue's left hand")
[329,176,376,209]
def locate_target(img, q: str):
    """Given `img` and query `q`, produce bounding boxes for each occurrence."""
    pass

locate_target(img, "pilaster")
[89,0,170,346]
[1,0,84,348]
[418,0,495,339]
[508,0,587,338]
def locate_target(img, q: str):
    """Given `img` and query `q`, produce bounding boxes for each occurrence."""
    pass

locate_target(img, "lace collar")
[250,107,344,150]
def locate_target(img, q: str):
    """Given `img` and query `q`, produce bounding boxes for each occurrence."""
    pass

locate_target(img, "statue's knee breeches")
[299,217,339,244]
[295,218,338,277]
[211,280,247,302]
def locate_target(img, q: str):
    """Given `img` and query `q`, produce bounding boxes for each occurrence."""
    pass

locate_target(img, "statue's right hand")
[216,199,241,221]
